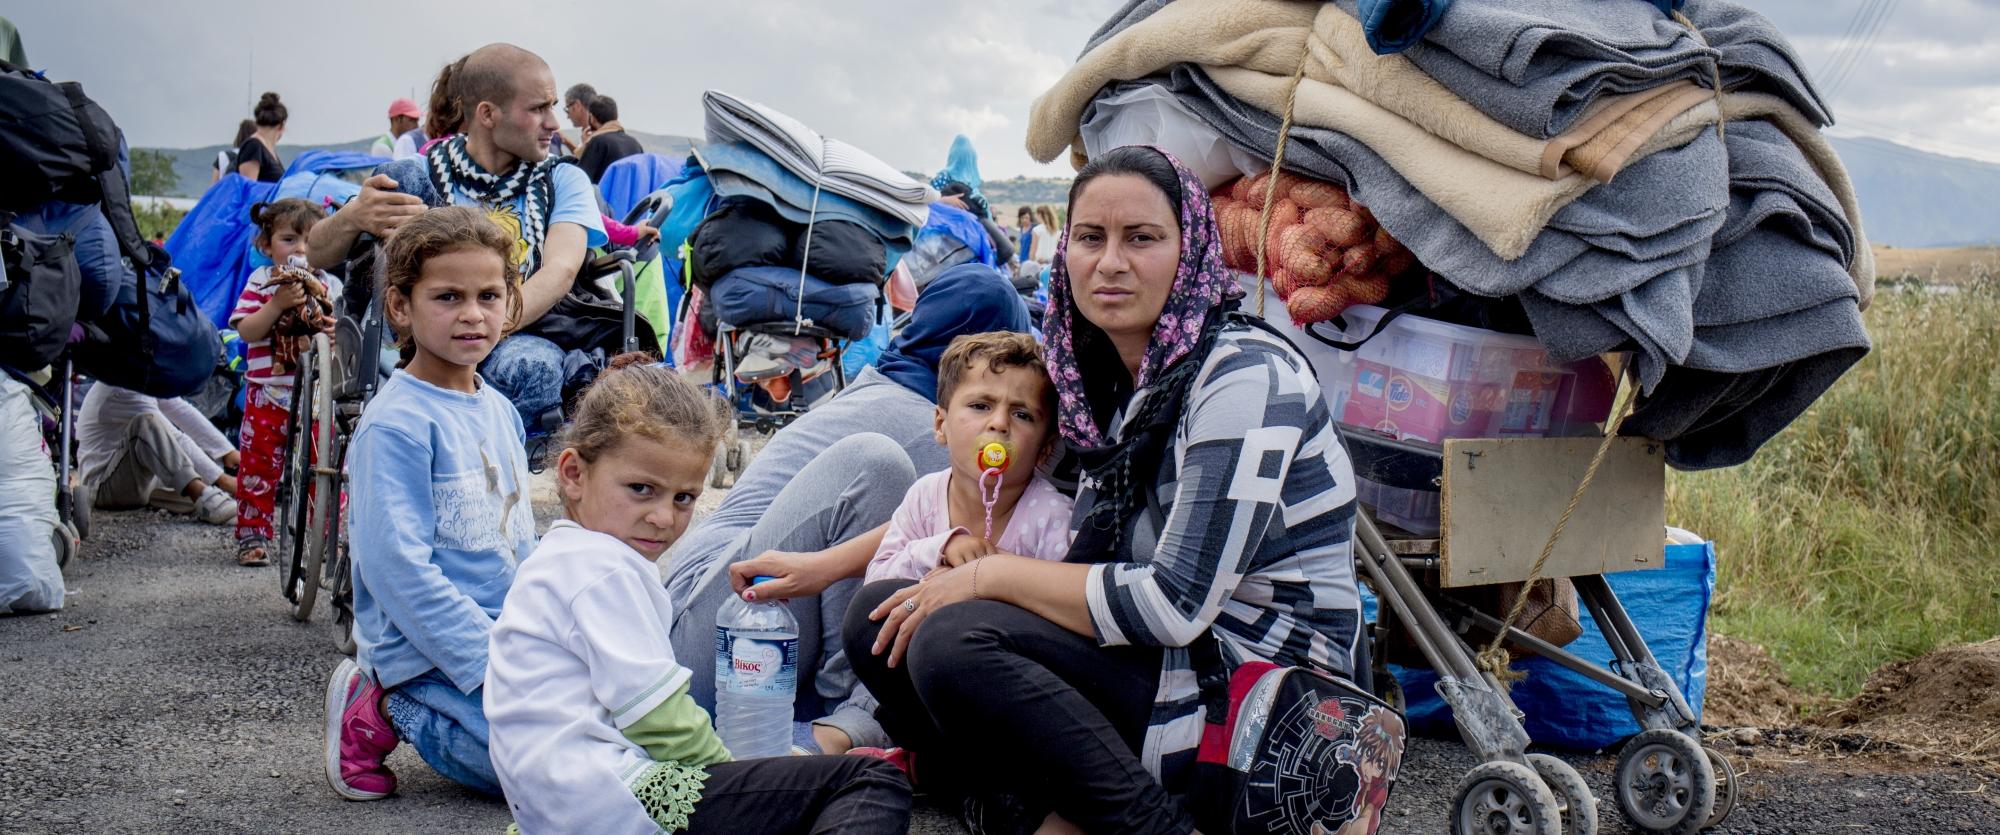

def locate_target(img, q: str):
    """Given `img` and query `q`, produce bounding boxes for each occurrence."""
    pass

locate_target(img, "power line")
[1815,0,1883,84]
[1823,0,1902,103]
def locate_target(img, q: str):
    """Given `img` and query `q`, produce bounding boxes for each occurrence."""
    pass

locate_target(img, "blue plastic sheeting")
[167,152,385,327]
[599,153,684,220]
[1363,541,1715,750]
[841,318,890,380]
[919,202,997,267]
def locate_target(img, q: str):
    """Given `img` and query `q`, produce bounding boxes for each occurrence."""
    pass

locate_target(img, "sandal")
[237,544,269,567]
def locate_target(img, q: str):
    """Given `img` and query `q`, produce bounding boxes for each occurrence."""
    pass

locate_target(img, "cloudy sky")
[11,0,2000,177]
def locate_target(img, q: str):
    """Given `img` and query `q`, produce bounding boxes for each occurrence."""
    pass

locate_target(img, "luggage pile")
[1032,0,1872,470]
[674,91,931,393]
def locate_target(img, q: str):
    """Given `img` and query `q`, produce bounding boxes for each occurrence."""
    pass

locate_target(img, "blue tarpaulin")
[599,153,684,220]
[1363,540,1716,750]
[166,151,386,326]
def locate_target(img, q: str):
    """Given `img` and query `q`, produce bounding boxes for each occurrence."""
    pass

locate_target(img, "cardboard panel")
[1440,436,1665,587]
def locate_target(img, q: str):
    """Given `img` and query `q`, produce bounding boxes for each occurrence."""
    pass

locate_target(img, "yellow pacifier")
[977,440,1011,473]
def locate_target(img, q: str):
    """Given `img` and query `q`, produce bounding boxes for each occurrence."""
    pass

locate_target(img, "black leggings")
[844,580,1193,835]
[683,755,911,835]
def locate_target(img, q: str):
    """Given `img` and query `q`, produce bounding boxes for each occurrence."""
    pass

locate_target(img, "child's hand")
[939,531,995,568]
[272,282,309,310]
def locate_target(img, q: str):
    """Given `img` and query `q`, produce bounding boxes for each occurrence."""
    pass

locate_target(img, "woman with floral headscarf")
[846,146,1365,834]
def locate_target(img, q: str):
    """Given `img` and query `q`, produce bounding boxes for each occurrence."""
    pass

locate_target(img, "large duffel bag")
[708,265,878,341]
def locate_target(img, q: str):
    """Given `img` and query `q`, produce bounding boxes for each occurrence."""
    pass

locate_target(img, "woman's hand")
[868,563,979,668]
[635,224,661,244]
[730,549,845,601]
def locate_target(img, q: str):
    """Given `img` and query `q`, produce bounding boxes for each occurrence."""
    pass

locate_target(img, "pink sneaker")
[323,658,398,800]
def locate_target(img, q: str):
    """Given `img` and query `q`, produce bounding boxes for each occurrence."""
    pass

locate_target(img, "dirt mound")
[1816,637,2000,767]
[1704,634,1809,729]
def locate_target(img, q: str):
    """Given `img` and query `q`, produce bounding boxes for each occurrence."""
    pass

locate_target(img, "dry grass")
[1872,245,2000,286]
[1668,283,2000,698]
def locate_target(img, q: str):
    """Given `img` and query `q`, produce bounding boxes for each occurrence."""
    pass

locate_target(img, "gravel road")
[4,504,1996,833]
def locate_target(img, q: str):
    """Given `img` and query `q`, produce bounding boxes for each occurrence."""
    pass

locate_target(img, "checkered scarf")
[424,135,559,275]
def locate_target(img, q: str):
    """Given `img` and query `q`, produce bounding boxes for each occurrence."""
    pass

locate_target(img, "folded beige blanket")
[1026,0,1713,184]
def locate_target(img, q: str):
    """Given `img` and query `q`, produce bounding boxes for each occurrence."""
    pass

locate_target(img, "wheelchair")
[275,194,674,652]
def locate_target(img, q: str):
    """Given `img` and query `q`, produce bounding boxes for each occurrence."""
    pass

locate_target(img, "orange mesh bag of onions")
[1215,172,1416,325]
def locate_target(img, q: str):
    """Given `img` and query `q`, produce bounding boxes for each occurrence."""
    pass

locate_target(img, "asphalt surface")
[4,504,1997,833]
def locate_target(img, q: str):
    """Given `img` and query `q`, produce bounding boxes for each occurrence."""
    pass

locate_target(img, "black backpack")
[0,223,81,374]
[0,60,121,213]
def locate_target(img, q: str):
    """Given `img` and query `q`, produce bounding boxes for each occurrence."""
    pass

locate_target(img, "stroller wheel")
[1528,753,1598,835]
[1701,747,1738,830]
[1451,760,1561,835]
[51,522,80,571]
[1613,728,1716,835]
[709,445,733,490]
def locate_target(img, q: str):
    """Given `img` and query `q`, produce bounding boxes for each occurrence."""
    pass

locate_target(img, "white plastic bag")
[1080,84,1266,191]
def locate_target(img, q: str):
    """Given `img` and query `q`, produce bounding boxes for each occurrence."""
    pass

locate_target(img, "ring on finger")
[904,600,917,613]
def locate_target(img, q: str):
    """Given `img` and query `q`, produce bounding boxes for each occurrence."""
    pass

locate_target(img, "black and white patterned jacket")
[1076,322,1363,791]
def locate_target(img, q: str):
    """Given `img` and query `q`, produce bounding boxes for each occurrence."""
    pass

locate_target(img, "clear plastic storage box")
[1309,304,1616,535]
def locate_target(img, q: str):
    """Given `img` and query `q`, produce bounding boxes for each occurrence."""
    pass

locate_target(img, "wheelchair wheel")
[293,341,339,622]
[276,340,321,604]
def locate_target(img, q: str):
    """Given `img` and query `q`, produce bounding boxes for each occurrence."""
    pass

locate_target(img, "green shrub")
[1668,283,2000,698]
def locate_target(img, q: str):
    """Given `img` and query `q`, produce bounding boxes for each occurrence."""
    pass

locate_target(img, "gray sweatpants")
[90,413,203,509]
[669,432,918,750]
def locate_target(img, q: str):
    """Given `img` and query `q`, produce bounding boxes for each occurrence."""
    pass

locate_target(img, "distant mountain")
[138,130,704,199]
[1830,137,2000,248]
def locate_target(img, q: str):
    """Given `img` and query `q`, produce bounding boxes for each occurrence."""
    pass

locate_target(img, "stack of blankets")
[684,92,935,343]
[1030,0,1872,470]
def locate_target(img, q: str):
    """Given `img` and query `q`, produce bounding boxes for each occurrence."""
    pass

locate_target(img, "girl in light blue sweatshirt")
[321,206,537,801]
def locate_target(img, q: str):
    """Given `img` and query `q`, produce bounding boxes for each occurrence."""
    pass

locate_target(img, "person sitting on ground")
[377,98,427,160]
[485,354,913,835]
[864,333,1072,586]
[213,119,255,183]
[846,146,1366,833]
[662,263,1031,758]
[228,199,341,567]
[553,82,596,157]
[236,92,288,183]
[308,43,607,427]
[75,384,239,529]
[575,95,643,183]
[324,207,537,801]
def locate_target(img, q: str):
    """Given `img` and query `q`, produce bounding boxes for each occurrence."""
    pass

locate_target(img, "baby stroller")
[701,265,874,487]
[1343,428,1736,835]
[274,195,672,650]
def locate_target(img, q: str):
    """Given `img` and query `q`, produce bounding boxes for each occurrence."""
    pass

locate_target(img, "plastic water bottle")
[714,576,798,759]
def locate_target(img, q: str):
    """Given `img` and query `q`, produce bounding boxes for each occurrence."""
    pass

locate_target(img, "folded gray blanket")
[1528,121,1868,469]
[1323,0,1832,137]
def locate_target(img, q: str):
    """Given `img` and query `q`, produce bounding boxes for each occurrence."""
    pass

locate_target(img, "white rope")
[793,172,826,336]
